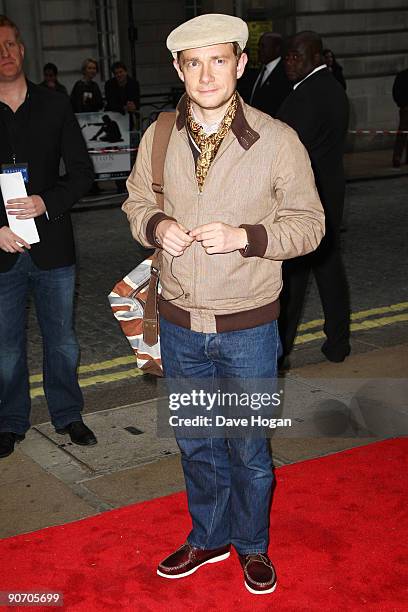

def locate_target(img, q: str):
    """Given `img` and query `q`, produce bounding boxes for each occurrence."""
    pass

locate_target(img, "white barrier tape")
[88,147,137,154]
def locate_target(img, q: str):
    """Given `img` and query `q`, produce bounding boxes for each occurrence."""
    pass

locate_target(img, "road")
[27,176,408,422]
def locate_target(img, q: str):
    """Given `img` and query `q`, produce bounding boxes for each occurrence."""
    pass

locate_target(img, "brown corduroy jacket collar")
[175,92,260,151]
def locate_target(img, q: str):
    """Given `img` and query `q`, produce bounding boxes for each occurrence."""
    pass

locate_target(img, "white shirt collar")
[249,57,282,103]
[191,106,220,136]
[262,56,281,84]
[293,64,326,90]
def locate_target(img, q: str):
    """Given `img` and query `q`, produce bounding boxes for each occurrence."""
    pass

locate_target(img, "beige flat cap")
[166,13,248,58]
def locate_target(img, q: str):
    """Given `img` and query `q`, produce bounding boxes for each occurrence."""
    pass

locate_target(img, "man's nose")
[0,44,10,57]
[200,63,214,83]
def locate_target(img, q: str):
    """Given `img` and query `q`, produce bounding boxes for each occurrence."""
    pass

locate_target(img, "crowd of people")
[0,8,405,599]
[38,56,140,120]
[36,35,407,176]
[33,26,408,174]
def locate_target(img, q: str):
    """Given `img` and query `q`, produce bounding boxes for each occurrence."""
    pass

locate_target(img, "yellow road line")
[298,301,408,332]
[30,366,143,399]
[29,355,136,384]
[30,301,408,385]
[29,305,408,399]
[295,312,408,345]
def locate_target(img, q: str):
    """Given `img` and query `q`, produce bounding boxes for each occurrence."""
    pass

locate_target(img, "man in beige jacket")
[123,14,324,595]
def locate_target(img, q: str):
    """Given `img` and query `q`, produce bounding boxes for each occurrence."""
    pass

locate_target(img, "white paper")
[0,172,40,244]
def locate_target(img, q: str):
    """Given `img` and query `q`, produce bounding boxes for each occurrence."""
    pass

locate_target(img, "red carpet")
[0,439,407,611]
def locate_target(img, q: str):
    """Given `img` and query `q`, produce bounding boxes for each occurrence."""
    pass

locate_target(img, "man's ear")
[173,58,185,83]
[236,52,248,80]
[20,43,25,59]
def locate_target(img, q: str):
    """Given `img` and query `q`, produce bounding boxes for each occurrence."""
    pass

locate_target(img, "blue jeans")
[160,316,281,555]
[0,253,83,435]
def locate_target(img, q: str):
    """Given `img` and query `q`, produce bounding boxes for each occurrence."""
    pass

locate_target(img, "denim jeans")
[160,316,281,555]
[0,252,83,435]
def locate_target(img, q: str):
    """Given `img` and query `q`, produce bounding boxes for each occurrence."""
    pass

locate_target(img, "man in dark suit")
[249,32,292,117]
[277,31,350,363]
[0,15,97,458]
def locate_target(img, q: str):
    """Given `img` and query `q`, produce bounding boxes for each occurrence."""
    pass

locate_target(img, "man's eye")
[188,61,199,68]
[215,59,225,65]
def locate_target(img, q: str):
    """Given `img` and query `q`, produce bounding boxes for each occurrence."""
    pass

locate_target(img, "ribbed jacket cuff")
[146,212,176,247]
[239,224,268,257]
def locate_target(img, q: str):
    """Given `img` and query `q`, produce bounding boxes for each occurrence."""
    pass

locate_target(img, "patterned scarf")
[186,92,238,192]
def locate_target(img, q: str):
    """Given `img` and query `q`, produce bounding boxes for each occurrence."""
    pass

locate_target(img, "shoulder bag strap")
[143,111,176,347]
[151,111,177,210]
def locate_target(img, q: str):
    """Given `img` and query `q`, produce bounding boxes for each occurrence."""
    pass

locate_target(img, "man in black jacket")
[249,32,292,117]
[392,67,408,168]
[0,15,97,458]
[104,61,140,120]
[105,60,140,194]
[277,31,350,363]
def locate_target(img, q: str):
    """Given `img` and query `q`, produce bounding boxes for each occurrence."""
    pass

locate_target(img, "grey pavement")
[1,150,407,539]
[2,342,406,539]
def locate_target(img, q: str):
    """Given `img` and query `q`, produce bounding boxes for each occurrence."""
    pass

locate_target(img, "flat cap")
[166,13,248,58]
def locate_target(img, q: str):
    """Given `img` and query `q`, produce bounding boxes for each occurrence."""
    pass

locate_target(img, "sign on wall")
[76,111,131,180]
[247,20,273,67]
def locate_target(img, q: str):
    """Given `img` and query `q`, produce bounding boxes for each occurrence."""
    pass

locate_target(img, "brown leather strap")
[151,111,176,210]
[143,266,160,346]
[143,111,176,346]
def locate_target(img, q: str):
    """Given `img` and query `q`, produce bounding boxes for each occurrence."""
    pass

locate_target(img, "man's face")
[258,35,281,65]
[0,26,24,83]
[114,67,127,85]
[44,69,57,85]
[284,40,315,83]
[174,43,247,112]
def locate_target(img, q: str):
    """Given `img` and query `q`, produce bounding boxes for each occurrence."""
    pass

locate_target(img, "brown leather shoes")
[157,542,230,579]
[239,553,277,595]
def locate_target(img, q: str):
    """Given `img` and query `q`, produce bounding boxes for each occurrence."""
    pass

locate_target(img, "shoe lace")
[245,553,271,568]
[177,542,194,557]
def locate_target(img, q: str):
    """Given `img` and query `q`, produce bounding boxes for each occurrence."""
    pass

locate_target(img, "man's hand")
[156,219,194,257]
[0,226,30,253]
[190,223,247,254]
[6,195,46,219]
